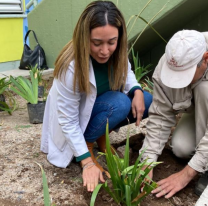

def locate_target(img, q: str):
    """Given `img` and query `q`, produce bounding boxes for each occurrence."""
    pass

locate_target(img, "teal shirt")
[91,57,110,96]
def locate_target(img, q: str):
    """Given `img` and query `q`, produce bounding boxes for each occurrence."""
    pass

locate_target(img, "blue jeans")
[84,91,152,142]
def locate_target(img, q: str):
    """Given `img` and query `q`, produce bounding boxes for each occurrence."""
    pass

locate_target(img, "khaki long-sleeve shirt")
[140,33,208,172]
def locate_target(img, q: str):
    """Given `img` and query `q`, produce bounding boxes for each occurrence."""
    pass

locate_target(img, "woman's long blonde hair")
[54,1,128,94]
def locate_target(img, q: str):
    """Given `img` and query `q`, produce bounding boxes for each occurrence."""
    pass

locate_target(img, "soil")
[0,77,200,206]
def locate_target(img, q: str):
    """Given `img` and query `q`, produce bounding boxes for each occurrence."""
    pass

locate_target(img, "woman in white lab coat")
[41,0,152,192]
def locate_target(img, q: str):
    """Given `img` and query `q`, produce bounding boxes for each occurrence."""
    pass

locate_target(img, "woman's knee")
[94,91,131,123]
[101,91,131,115]
[110,92,131,118]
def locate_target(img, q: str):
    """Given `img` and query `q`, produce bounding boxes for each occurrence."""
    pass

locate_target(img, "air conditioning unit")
[0,0,23,13]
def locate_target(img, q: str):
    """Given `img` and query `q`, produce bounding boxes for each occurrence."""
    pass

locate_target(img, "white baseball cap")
[161,30,206,88]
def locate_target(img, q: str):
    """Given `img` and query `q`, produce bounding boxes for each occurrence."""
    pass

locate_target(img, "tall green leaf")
[35,162,51,206]
[125,185,131,206]
[90,184,103,206]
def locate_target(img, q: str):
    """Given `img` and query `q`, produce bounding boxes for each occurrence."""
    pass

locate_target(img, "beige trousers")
[171,111,196,159]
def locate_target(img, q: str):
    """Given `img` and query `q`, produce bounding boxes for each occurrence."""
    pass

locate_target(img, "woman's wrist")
[134,88,143,95]
[81,157,93,168]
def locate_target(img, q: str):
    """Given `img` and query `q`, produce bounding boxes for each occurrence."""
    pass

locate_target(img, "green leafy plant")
[131,48,152,83]
[90,121,161,206]
[35,162,56,206]
[0,77,10,94]
[30,65,44,86]
[30,65,48,100]
[10,69,38,104]
[142,76,154,93]
[0,77,16,114]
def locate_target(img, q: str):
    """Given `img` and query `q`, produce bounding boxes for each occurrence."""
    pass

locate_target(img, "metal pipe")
[0,14,27,18]
[26,0,38,10]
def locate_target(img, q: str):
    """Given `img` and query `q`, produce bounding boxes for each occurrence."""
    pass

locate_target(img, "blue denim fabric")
[84,90,152,142]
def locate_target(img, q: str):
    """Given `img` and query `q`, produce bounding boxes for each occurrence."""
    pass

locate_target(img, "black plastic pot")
[38,86,44,98]
[27,101,45,124]
[0,94,6,112]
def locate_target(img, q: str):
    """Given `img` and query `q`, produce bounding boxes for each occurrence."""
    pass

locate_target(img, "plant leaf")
[131,191,146,203]
[103,181,120,203]
[35,162,51,206]
[125,185,131,206]
[0,101,12,115]
[90,184,103,206]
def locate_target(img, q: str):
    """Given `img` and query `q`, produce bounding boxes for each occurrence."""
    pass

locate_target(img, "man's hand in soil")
[82,158,105,192]
[152,165,198,198]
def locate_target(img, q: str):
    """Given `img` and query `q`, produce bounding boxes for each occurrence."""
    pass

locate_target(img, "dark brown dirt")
[78,135,199,206]
[0,76,200,206]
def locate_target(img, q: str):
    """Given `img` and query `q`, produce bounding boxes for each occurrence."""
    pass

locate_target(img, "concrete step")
[0,68,54,79]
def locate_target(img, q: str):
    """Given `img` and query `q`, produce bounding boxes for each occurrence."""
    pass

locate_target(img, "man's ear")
[203,51,208,63]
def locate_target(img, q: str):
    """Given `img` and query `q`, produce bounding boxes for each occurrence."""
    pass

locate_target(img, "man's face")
[191,57,208,84]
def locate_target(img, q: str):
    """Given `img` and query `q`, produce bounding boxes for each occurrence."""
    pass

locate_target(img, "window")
[0,0,23,13]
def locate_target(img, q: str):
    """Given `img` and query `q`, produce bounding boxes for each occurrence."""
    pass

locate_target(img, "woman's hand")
[81,158,105,192]
[132,89,145,126]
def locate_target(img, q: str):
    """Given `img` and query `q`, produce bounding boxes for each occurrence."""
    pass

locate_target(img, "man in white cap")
[140,29,208,198]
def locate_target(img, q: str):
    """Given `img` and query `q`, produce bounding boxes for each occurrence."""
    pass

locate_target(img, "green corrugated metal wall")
[28,0,185,68]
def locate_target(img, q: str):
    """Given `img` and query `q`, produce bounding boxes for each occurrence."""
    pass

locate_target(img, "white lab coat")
[41,59,140,168]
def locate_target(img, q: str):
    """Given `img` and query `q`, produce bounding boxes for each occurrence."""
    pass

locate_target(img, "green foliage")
[30,65,48,100]
[0,77,16,114]
[90,121,161,206]
[35,162,56,206]
[0,77,10,94]
[30,65,44,86]
[131,48,152,83]
[142,77,154,93]
[15,125,32,132]
[0,100,12,115]
[10,69,38,104]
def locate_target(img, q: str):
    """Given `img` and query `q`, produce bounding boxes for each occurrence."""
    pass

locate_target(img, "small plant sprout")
[90,120,161,206]
[142,76,154,93]
[35,162,56,206]
[131,48,152,83]
[0,77,16,114]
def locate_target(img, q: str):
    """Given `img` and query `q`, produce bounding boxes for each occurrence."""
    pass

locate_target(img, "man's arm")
[139,77,176,163]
